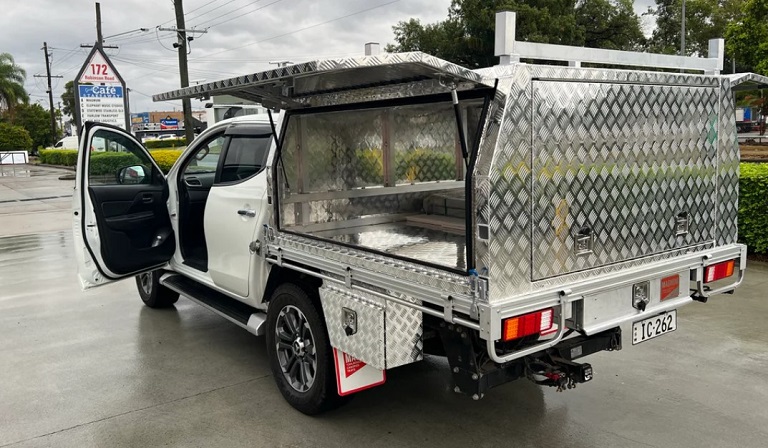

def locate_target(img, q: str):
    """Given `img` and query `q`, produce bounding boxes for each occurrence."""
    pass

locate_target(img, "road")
[1,165,767,447]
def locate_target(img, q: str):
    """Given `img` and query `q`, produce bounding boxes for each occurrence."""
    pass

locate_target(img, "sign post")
[74,44,129,133]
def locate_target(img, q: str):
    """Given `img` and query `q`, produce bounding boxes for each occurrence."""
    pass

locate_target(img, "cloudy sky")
[1,0,656,116]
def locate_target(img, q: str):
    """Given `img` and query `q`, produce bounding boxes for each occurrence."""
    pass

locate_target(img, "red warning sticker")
[343,352,366,377]
[334,349,385,396]
[660,274,680,301]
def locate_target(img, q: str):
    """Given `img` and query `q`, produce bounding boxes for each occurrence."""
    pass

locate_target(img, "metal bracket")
[443,294,454,323]
[344,267,353,288]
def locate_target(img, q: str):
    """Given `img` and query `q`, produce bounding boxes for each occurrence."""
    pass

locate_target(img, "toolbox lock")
[676,212,689,236]
[342,308,357,336]
[574,226,593,256]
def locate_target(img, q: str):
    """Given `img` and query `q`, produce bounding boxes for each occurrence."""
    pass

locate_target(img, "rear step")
[160,274,266,336]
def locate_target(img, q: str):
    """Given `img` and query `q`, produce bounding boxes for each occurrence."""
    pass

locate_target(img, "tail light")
[704,259,735,283]
[502,308,554,342]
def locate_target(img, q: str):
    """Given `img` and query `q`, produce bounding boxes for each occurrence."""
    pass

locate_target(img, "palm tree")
[0,53,29,114]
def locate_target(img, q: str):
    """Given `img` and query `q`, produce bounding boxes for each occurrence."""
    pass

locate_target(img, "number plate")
[632,310,677,345]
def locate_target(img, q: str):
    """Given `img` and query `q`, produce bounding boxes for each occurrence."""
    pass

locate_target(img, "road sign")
[78,85,126,129]
[160,118,179,129]
[79,50,119,84]
[131,112,149,124]
[74,44,129,131]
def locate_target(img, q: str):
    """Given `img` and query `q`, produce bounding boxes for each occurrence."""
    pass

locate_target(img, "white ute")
[73,13,757,414]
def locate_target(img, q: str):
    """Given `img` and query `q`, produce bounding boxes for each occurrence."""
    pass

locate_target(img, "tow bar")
[525,357,594,392]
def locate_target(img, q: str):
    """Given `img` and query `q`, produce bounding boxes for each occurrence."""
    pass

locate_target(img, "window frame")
[213,126,273,187]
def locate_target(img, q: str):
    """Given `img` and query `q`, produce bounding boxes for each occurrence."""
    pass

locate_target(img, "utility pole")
[37,42,63,142]
[96,2,103,44]
[57,101,64,133]
[173,0,195,143]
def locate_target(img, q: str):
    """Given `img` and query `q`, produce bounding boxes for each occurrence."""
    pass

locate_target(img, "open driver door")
[72,122,175,288]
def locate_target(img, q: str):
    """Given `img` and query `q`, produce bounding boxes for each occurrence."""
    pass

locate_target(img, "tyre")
[266,283,349,415]
[136,270,179,308]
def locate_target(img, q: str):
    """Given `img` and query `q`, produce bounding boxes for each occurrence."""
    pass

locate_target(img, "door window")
[217,135,271,184]
[88,129,155,185]
[183,134,226,175]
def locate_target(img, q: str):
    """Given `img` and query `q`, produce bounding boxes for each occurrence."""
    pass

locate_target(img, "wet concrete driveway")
[1,165,767,447]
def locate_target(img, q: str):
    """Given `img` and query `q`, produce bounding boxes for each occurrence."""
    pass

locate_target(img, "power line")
[190,0,402,61]
[184,0,238,23]
[202,0,283,29]
[189,0,269,27]
[158,0,226,27]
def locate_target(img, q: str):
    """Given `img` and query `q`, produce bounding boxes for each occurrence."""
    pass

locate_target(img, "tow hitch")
[525,357,593,392]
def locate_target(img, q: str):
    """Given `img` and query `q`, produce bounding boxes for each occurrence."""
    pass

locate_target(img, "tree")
[726,0,768,75]
[386,0,645,68]
[0,122,33,151]
[646,0,744,64]
[0,53,29,114]
[61,80,78,125]
[11,103,55,148]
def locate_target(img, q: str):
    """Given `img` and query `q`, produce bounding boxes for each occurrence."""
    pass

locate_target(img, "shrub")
[149,149,183,173]
[0,123,33,151]
[39,149,77,166]
[739,163,768,253]
[145,138,186,149]
[90,152,142,176]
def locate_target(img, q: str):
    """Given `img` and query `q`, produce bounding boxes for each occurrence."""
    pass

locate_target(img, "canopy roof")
[153,52,492,109]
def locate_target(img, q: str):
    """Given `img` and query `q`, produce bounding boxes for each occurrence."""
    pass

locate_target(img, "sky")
[0,0,656,116]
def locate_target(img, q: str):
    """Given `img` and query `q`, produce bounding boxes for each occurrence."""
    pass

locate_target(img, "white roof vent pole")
[706,38,724,75]
[365,42,381,56]
[495,11,518,65]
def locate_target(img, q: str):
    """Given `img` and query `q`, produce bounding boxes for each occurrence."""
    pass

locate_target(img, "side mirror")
[117,165,148,185]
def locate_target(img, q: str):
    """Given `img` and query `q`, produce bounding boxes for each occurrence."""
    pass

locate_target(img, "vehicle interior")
[85,127,176,276]
[176,123,273,271]
[276,94,489,272]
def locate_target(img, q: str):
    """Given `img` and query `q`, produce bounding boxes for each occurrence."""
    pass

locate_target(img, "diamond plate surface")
[320,285,386,370]
[154,52,493,106]
[717,78,739,246]
[319,284,422,370]
[393,103,457,184]
[277,233,473,297]
[472,64,736,300]
[530,81,718,280]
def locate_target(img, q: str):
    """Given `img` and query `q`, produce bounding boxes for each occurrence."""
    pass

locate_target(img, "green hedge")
[90,152,143,175]
[145,138,186,149]
[39,149,78,166]
[38,149,182,174]
[0,123,33,151]
[739,163,768,253]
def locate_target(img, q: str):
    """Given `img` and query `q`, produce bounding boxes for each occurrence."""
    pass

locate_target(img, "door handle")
[238,209,256,217]
[142,194,154,204]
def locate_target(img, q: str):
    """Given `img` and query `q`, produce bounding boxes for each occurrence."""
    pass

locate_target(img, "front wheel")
[266,283,349,415]
[136,271,179,308]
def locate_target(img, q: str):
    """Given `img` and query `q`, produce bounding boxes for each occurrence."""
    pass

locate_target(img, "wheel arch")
[261,264,323,306]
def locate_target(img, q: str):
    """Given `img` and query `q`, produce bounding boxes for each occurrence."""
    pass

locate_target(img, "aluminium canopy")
[727,72,768,91]
[153,52,493,109]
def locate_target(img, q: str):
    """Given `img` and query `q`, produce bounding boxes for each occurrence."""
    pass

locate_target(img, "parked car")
[73,15,752,415]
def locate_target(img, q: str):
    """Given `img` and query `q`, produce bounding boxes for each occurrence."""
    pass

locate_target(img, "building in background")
[131,110,207,141]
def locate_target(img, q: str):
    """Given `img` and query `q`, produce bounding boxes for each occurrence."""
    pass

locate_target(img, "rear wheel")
[136,271,179,308]
[266,283,349,414]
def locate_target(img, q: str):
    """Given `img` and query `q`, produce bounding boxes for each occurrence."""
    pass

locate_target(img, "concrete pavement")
[0,165,74,237]
[1,165,767,448]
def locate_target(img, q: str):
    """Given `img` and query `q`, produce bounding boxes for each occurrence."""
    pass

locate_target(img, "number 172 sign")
[79,51,118,83]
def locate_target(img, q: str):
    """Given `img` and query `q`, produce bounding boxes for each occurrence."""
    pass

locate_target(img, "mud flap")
[333,348,385,396]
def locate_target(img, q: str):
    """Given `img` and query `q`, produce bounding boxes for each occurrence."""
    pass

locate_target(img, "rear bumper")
[479,243,747,364]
